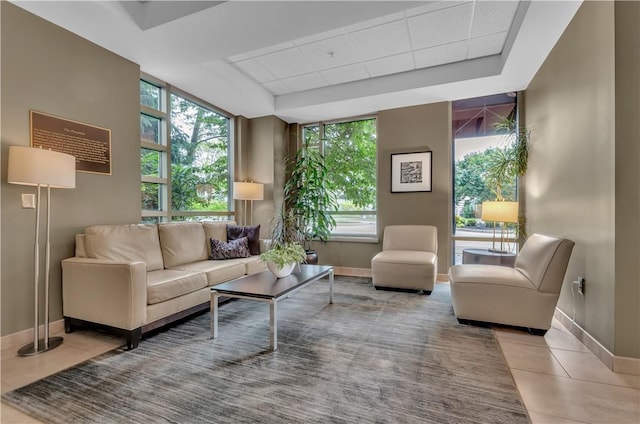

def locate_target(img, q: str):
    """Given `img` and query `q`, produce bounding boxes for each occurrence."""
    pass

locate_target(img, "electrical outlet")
[577,277,585,295]
[21,193,36,209]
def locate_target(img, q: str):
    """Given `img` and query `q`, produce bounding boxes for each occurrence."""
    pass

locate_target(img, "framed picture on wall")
[391,151,432,193]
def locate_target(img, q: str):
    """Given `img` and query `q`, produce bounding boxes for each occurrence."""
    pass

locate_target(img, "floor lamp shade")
[8,146,76,188]
[233,181,264,225]
[8,146,76,356]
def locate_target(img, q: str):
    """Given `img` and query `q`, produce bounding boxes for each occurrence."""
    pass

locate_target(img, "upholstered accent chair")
[449,233,575,335]
[371,225,438,294]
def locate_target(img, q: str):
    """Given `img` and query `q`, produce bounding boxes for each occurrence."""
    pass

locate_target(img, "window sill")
[328,236,379,244]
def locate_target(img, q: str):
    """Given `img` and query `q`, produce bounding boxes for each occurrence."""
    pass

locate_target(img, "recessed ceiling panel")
[233,59,275,83]
[256,48,315,79]
[471,1,519,38]
[407,2,474,50]
[320,64,370,85]
[365,52,415,78]
[263,80,293,96]
[281,72,328,92]
[468,32,508,59]
[414,41,468,69]
[297,35,357,71]
[349,20,412,62]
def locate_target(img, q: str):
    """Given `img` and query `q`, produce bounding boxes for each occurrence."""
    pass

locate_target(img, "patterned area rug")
[3,277,528,423]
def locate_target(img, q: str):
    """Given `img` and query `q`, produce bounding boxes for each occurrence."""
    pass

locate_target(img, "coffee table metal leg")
[269,299,277,351]
[211,291,219,339]
[329,269,334,304]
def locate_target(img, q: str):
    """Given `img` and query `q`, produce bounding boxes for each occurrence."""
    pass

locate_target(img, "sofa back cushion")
[382,225,438,254]
[158,222,207,268]
[84,224,164,271]
[203,221,234,256]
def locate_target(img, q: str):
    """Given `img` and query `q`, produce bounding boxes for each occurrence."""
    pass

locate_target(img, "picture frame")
[391,151,432,193]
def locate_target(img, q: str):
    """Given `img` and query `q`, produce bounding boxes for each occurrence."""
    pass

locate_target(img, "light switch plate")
[21,193,36,209]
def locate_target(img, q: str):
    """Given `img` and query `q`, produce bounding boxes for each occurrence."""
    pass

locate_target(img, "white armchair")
[371,225,438,294]
[449,233,575,335]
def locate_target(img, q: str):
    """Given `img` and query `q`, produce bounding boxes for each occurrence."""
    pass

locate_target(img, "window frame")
[140,74,235,223]
[300,115,378,240]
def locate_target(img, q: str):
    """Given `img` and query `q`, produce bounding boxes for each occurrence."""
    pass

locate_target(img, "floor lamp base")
[17,336,63,356]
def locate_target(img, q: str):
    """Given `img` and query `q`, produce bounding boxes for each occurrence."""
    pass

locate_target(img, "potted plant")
[486,116,530,242]
[260,208,307,278]
[283,140,338,264]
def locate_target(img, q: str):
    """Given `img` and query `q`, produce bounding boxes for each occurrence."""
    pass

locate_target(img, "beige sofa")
[62,221,266,349]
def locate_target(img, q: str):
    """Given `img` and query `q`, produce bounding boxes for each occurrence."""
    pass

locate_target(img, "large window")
[302,118,377,237]
[452,94,518,263]
[140,77,233,222]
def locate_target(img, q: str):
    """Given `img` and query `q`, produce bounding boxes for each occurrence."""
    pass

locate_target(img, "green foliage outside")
[140,81,231,213]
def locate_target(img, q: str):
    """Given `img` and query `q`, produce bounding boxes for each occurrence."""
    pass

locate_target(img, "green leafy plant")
[259,242,306,268]
[486,117,530,201]
[284,142,338,247]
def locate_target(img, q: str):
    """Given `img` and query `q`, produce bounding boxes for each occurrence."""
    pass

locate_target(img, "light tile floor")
[2,319,639,423]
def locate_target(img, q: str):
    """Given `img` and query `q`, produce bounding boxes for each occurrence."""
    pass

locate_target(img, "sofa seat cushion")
[170,260,246,286]
[84,224,164,271]
[449,264,536,290]
[237,256,267,275]
[147,269,207,305]
[372,250,436,266]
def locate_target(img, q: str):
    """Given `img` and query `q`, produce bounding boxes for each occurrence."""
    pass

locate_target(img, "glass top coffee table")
[210,264,334,351]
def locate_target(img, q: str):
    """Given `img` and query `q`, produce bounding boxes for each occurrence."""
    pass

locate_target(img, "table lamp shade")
[233,181,263,201]
[8,146,76,188]
[481,201,518,223]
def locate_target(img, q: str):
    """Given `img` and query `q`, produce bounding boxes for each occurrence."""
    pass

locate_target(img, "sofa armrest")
[62,257,147,331]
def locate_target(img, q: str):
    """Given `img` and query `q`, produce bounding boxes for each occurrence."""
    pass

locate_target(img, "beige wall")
[245,116,289,235]
[525,1,639,357]
[1,3,141,336]
[313,102,452,271]
[613,0,640,358]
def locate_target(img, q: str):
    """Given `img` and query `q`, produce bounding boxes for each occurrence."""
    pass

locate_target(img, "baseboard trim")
[1,319,65,351]
[333,267,371,277]
[554,308,639,375]
[333,267,448,283]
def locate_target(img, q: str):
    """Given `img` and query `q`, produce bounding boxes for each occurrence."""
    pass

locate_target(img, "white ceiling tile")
[364,52,414,78]
[263,80,293,96]
[414,41,468,68]
[281,72,328,92]
[232,58,275,83]
[320,64,369,85]
[405,1,472,18]
[298,35,358,71]
[348,20,411,62]
[468,31,507,59]
[471,1,520,38]
[408,2,474,50]
[343,11,405,32]
[255,48,315,79]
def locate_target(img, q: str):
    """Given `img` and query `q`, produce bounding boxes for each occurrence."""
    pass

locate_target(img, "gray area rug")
[3,277,528,424]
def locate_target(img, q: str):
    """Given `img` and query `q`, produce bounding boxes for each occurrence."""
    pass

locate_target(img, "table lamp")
[481,201,518,253]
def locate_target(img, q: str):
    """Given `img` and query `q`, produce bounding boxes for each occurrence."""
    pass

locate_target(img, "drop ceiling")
[11,1,582,123]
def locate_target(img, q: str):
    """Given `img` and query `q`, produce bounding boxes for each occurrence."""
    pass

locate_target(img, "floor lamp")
[233,181,264,226]
[8,146,76,356]
[481,201,519,253]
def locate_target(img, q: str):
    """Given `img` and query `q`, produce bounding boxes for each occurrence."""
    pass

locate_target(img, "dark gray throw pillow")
[226,224,260,255]
[209,237,251,260]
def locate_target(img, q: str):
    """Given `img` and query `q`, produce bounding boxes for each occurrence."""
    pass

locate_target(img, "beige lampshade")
[233,181,263,201]
[8,146,76,188]
[481,201,518,223]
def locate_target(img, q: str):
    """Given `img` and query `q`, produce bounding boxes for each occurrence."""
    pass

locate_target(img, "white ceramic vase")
[267,262,296,278]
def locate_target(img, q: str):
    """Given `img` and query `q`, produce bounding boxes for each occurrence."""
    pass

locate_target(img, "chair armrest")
[61,257,147,330]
